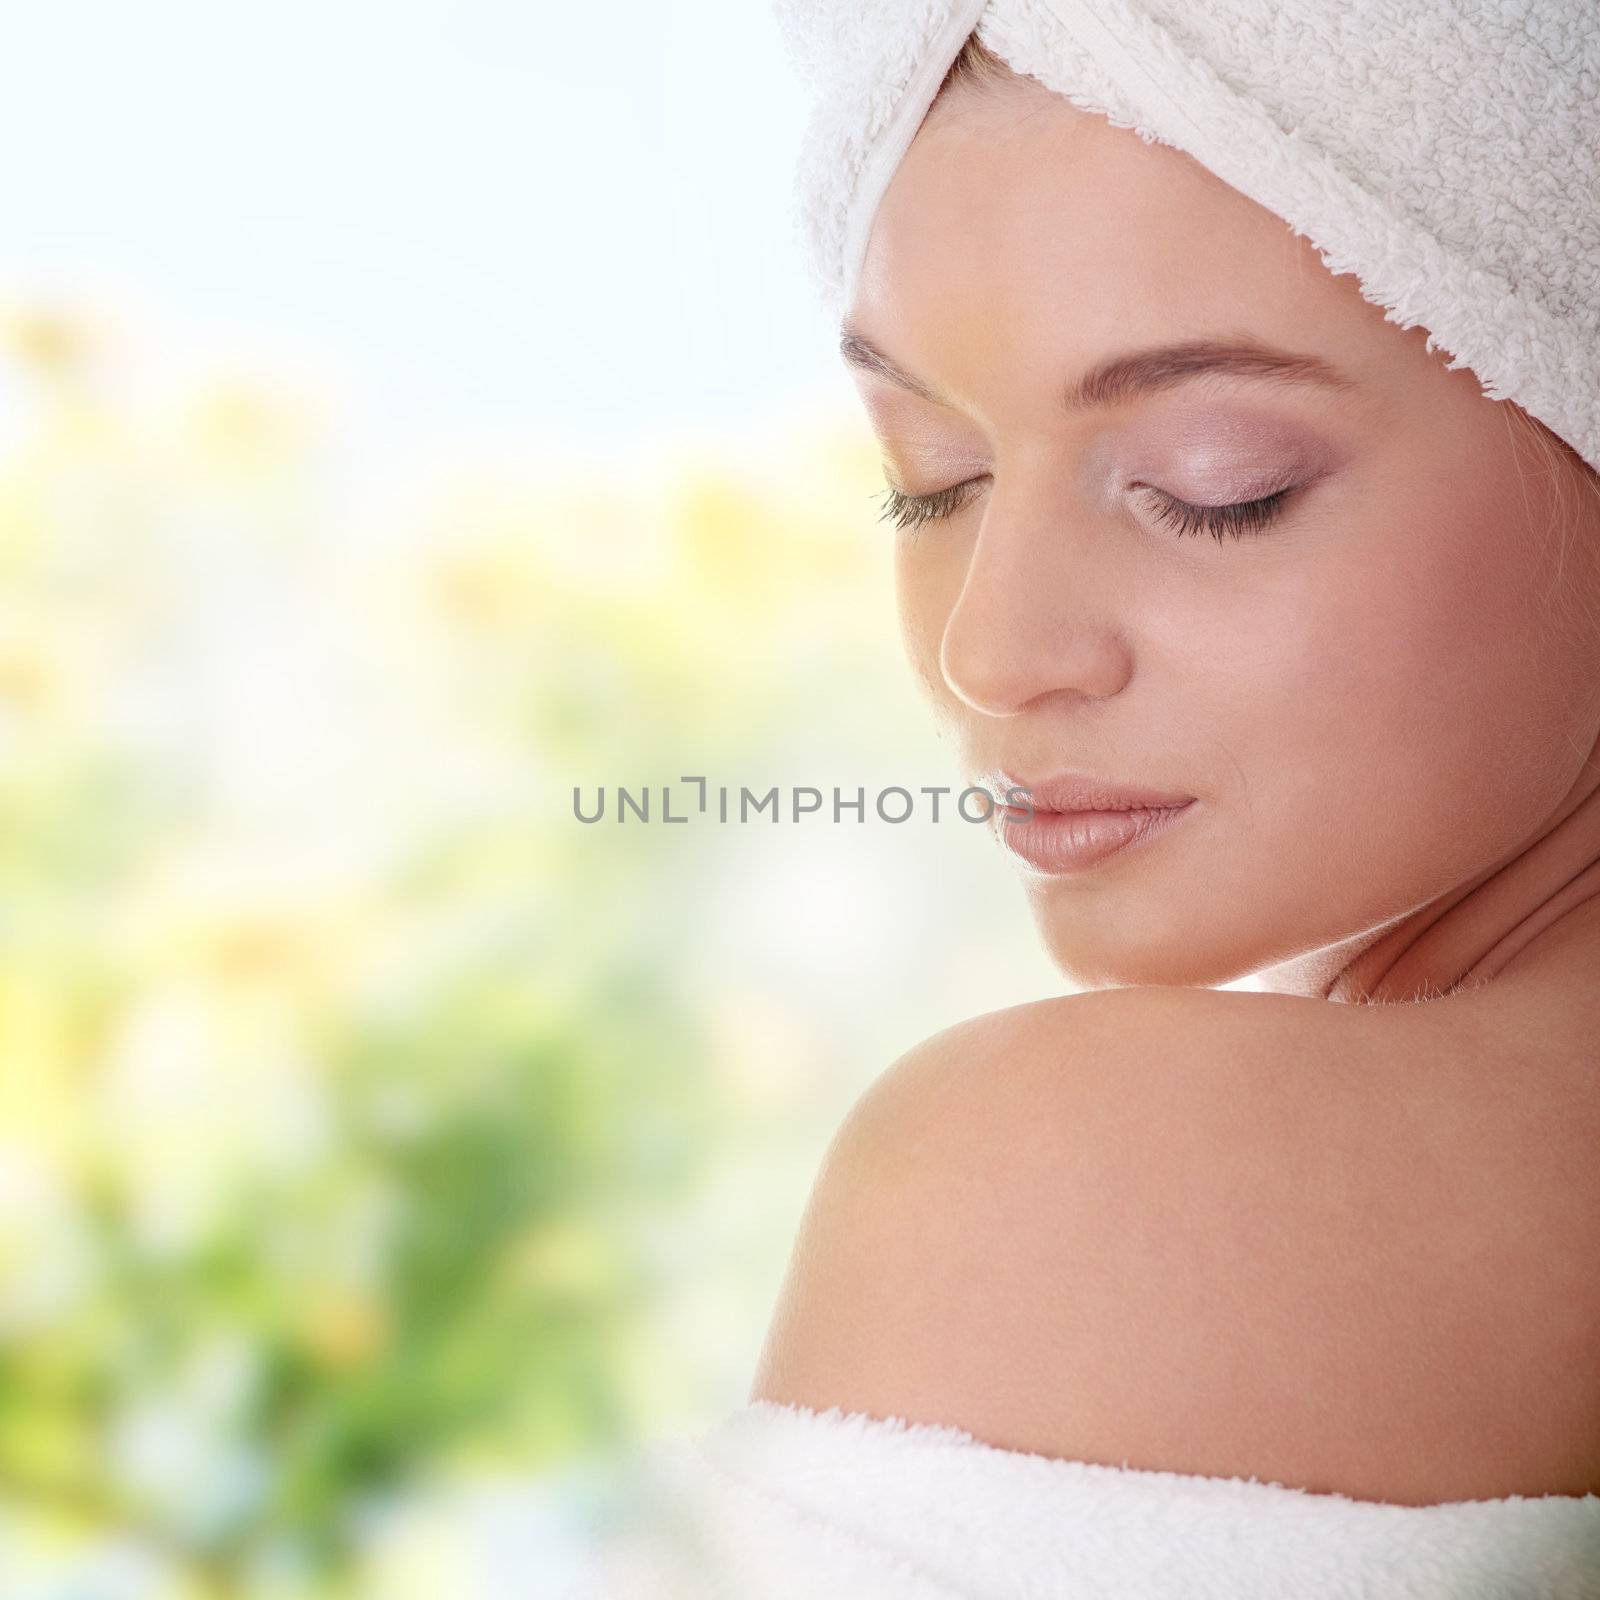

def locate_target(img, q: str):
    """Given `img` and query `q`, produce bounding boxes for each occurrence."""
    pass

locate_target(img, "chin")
[1035,912,1256,992]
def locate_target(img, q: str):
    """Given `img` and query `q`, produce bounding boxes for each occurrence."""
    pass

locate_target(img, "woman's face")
[848,70,1600,990]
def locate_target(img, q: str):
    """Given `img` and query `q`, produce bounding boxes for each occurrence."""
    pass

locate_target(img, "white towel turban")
[772,0,1600,477]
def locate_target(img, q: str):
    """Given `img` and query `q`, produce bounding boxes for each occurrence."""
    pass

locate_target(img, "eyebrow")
[838,325,1357,412]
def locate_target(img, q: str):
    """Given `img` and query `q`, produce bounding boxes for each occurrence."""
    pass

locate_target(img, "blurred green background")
[0,4,1062,1596]
[0,304,1060,1597]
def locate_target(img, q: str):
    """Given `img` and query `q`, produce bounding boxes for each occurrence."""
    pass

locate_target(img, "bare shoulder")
[749,985,1600,1504]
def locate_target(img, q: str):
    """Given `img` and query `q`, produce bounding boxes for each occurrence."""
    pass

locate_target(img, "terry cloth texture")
[564,1401,1600,1598]
[771,0,1600,476]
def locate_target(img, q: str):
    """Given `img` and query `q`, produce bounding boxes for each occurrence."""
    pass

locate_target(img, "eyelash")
[874,479,1295,543]
[874,480,980,536]
[1144,486,1294,541]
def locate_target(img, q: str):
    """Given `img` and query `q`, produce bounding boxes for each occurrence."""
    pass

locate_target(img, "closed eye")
[1141,485,1295,542]
[875,477,1298,543]
[874,478,984,535]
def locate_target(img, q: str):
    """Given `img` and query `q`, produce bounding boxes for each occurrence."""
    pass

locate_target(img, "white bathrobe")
[564,1402,1600,1598]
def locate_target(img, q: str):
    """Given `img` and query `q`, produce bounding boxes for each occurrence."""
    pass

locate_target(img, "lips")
[988,769,1197,876]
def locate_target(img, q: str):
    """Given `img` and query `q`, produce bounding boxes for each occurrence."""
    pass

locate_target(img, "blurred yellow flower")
[295,1290,391,1371]
[0,304,98,382]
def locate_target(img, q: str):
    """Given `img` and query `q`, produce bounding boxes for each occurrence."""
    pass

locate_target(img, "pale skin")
[750,61,1600,1504]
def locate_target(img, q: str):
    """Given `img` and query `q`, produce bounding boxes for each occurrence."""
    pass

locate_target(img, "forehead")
[854,85,1392,392]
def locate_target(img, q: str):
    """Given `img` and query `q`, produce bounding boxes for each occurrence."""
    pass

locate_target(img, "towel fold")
[565,1401,1600,1598]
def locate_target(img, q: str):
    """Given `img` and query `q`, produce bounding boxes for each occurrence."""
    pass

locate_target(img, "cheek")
[894,539,967,714]
[1222,465,1596,887]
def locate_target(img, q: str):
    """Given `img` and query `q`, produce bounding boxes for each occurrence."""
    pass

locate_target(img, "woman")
[749,24,1600,1509]
[572,6,1600,1594]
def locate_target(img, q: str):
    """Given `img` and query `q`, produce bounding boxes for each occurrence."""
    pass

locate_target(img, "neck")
[1248,759,1600,1007]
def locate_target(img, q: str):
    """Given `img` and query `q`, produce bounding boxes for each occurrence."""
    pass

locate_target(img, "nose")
[938,485,1134,717]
